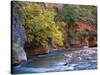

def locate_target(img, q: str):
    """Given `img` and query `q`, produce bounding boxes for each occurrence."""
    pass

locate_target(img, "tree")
[59,5,97,45]
[59,5,80,45]
[78,5,97,25]
[60,5,80,29]
[76,30,88,43]
[22,3,64,48]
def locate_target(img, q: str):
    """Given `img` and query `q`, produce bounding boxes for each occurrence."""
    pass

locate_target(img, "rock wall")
[12,2,27,64]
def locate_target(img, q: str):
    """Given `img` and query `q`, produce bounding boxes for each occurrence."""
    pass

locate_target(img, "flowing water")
[12,47,97,74]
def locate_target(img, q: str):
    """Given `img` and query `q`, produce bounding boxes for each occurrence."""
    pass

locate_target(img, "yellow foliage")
[53,28,64,46]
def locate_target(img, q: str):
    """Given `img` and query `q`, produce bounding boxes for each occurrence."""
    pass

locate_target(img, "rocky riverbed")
[12,47,97,74]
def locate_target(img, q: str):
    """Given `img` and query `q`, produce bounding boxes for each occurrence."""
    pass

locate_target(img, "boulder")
[12,42,27,65]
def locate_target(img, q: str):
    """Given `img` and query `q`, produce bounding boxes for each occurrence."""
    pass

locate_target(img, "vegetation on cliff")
[12,1,97,52]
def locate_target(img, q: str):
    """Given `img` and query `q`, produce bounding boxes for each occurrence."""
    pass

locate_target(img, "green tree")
[60,5,80,29]
[59,5,80,45]
[78,5,97,25]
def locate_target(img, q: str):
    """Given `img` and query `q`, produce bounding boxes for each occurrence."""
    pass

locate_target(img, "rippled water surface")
[12,47,97,74]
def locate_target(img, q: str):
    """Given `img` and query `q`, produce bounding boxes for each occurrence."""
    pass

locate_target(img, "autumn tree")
[21,2,64,48]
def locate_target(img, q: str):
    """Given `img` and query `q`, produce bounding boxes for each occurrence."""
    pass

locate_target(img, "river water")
[12,47,97,74]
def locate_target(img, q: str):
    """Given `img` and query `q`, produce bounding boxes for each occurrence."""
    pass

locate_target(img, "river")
[12,47,97,74]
